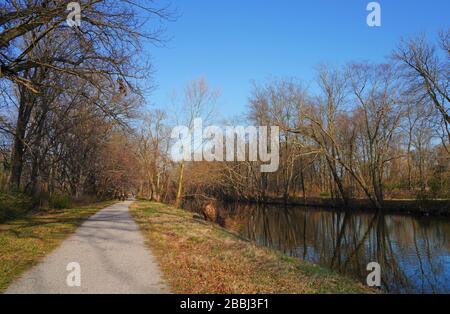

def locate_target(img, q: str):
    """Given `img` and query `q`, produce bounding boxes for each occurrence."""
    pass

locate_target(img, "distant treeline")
[135,31,450,211]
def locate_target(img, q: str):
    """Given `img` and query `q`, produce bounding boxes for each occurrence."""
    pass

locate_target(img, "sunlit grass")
[0,200,116,292]
[131,201,374,294]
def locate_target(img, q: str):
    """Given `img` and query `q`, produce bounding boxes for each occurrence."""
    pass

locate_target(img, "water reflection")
[184,201,450,293]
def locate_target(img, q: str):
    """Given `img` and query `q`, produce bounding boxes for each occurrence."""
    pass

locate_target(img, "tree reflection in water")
[184,200,450,293]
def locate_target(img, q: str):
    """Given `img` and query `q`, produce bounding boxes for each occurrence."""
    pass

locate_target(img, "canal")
[184,201,450,293]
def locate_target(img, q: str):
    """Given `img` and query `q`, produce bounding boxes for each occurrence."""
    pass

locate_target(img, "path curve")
[6,201,169,294]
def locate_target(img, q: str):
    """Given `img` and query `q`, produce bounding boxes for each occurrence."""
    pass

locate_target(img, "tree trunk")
[175,161,185,208]
[9,108,29,191]
[300,168,307,204]
[9,83,35,191]
[9,135,25,191]
[326,157,349,206]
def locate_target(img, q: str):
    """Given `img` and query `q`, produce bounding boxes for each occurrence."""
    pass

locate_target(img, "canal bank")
[227,197,450,217]
[182,200,450,293]
[130,201,373,294]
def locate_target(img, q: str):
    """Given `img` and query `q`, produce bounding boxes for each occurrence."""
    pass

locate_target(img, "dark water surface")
[184,201,450,293]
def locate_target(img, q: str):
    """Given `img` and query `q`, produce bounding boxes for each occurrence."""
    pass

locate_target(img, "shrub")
[0,192,34,222]
[49,193,71,209]
[428,176,450,199]
[319,192,330,198]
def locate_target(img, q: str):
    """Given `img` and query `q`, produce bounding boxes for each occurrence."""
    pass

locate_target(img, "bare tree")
[393,31,450,149]
[1,0,171,191]
[137,110,172,202]
[170,77,219,207]
[0,0,171,92]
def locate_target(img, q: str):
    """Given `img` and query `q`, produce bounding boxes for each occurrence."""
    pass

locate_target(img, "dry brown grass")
[131,201,373,294]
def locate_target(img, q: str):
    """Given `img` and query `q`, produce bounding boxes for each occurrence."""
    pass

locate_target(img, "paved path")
[6,201,169,294]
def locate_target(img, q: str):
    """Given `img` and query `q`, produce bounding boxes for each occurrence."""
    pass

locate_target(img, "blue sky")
[143,0,449,118]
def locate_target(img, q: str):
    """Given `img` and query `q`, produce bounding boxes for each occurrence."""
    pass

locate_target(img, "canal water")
[184,201,450,293]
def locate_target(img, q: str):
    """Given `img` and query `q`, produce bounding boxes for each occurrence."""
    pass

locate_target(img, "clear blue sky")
[144,0,449,118]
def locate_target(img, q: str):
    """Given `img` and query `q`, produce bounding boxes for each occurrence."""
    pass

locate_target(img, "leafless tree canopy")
[0,0,172,205]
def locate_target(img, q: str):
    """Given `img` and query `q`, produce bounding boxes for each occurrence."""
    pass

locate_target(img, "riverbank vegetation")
[130,200,372,293]
[0,200,114,292]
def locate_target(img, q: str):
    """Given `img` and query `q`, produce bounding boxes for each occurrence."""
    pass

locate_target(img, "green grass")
[0,200,116,292]
[130,201,374,294]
